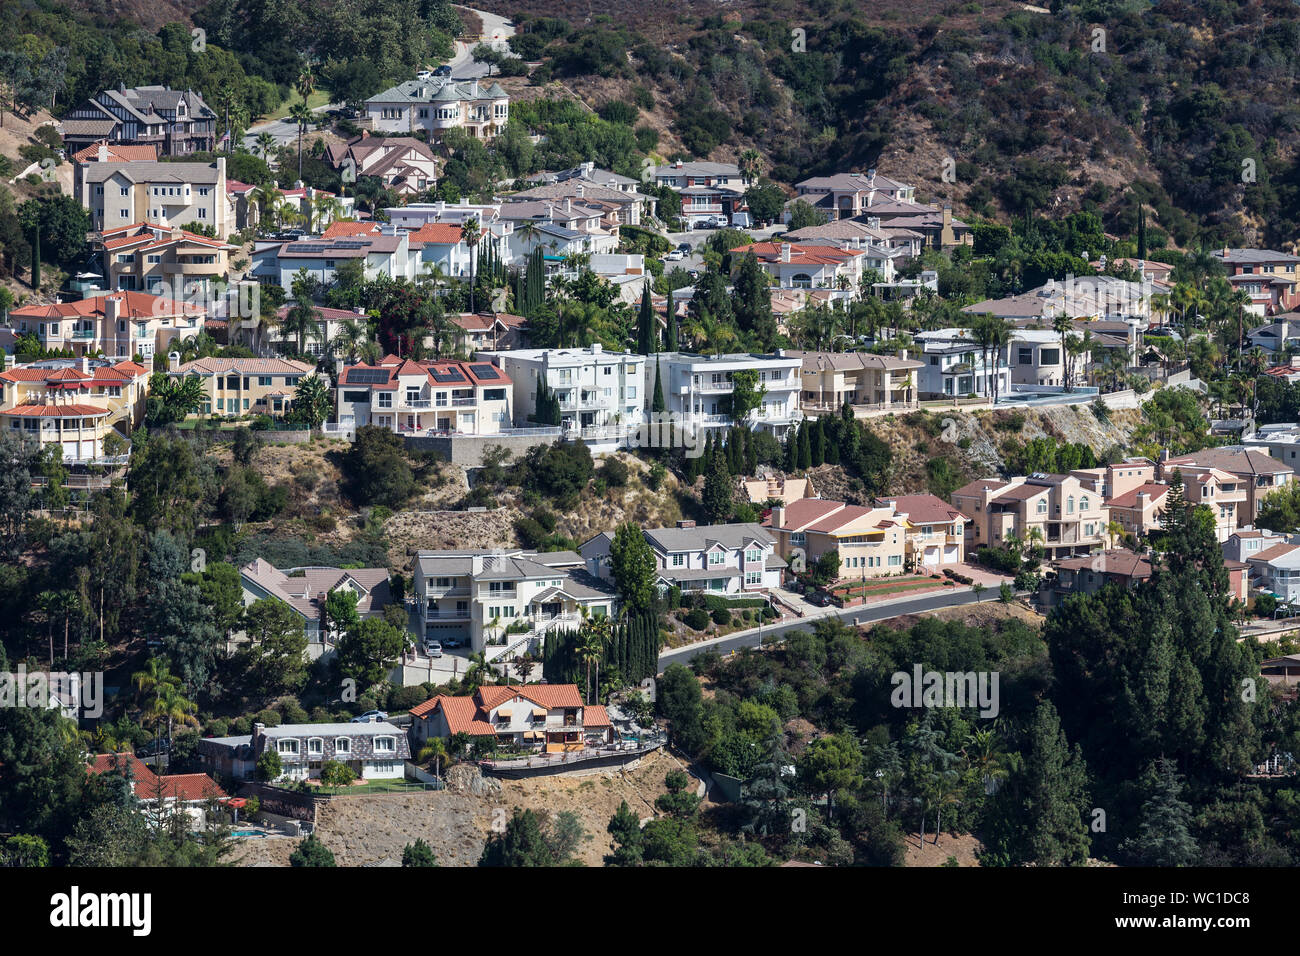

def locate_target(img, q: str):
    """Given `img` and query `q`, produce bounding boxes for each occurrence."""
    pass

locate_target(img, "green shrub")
[711,607,731,626]
[684,608,710,631]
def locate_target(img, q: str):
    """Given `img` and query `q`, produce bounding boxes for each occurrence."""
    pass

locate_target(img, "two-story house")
[1212,248,1300,316]
[198,721,411,782]
[0,357,150,462]
[581,520,784,594]
[791,170,916,219]
[238,559,394,660]
[768,500,908,578]
[1160,448,1294,526]
[787,349,922,416]
[732,241,874,292]
[363,79,509,142]
[168,355,315,418]
[1051,548,1249,603]
[251,230,417,291]
[60,86,216,157]
[8,290,206,360]
[951,473,1111,560]
[334,357,512,436]
[782,218,923,261]
[412,549,616,655]
[325,134,443,196]
[914,328,1011,399]
[92,222,234,298]
[650,161,746,226]
[408,683,612,753]
[877,494,972,568]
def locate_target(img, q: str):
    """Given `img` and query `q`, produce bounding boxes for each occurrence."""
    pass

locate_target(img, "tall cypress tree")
[797,420,812,470]
[665,290,678,351]
[1136,202,1147,261]
[637,285,656,355]
[652,358,666,413]
[743,428,757,476]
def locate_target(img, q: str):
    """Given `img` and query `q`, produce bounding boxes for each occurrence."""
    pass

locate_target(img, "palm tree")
[1106,519,1124,549]
[312,194,341,235]
[330,318,368,363]
[255,131,276,164]
[358,339,383,365]
[1052,313,1074,391]
[738,148,762,185]
[461,217,482,315]
[251,184,283,232]
[577,618,608,705]
[280,301,322,356]
[465,651,493,690]
[296,65,316,103]
[288,101,313,181]
[417,738,448,781]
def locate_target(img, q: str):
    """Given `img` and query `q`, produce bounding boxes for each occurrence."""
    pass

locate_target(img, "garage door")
[943,545,959,563]
[922,547,940,567]
[425,622,470,642]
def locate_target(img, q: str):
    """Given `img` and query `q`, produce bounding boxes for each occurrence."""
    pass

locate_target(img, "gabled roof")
[1055,549,1153,578]
[1106,482,1170,509]
[880,494,969,525]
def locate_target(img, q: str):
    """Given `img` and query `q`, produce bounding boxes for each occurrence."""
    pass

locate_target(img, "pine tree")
[1120,758,1197,866]
[727,429,742,475]
[783,428,797,472]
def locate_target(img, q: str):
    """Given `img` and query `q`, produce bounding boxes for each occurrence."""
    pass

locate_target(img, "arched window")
[1080,496,1089,512]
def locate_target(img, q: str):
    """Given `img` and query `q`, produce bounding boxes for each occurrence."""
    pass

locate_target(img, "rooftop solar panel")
[430,368,466,383]
[468,364,499,379]
[347,369,390,384]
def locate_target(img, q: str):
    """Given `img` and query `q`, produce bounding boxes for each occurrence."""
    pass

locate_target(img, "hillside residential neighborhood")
[4,3,1300,917]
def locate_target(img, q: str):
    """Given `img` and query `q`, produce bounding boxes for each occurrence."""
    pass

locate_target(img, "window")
[277,739,299,755]
[259,376,272,387]
[378,393,392,408]
[307,738,324,755]
[1017,347,1033,365]
[671,553,684,567]
[1080,496,1089,512]
[745,548,761,563]
[335,738,350,754]
[745,570,762,586]
[708,551,725,566]
[888,554,902,566]
[1041,348,1061,366]
[375,736,395,753]
[1036,499,1048,514]
[790,532,806,545]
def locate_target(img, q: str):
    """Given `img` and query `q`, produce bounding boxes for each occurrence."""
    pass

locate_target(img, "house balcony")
[398,399,433,409]
[163,260,223,276]
[696,382,733,393]
[425,608,471,621]
[451,396,476,407]
[70,330,96,340]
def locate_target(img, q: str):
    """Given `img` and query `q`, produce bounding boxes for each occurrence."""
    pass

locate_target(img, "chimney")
[97,142,108,163]
[354,306,366,316]
[105,295,122,326]
[566,198,572,214]
[677,519,696,529]
[591,343,602,354]
[471,555,484,574]
[897,349,908,360]
[252,722,266,749]
[770,506,785,530]
[79,356,90,375]
[780,243,792,263]
[576,183,585,198]
[168,351,181,373]
[674,160,683,169]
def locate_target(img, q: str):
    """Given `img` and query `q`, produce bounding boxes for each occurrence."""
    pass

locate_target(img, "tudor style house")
[198,721,411,782]
[238,559,395,659]
[581,521,786,595]
[408,683,613,753]
[412,549,616,655]
[60,86,216,157]
[325,135,442,196]
[334,356,512,436]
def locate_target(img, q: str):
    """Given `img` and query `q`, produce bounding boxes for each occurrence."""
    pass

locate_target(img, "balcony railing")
[425,609,470,620]
[451,397,476,407]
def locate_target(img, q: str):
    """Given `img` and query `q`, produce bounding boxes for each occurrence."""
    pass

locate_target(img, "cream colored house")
[334,356,512,435]
[1162,448,1294,526]
[786,349,922,416]
[78,158,228,235]
[1105,482,1169,539]
[412,550,615,657]
[951,473,1111,560]
[769,499,909,579]
[92,222,234,298]
[878,494,971,568]
[168,355,315,419]
[0,358,150,462]
[8,291,206,361]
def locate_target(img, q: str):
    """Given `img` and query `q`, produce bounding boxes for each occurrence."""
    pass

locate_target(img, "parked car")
[433,65,452,77]
[416,70,433,80]
[136,738,172,758]
[676,242,692,254]
[665,249,684,261]
[425,640,443,658]
[709,214,730,228]
[442,637,464,648]
[730,212,752,228]
[350,710,388,723]
[808,592,832,608]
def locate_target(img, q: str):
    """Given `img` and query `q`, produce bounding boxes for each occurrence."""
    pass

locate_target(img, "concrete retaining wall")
[404,431,557,466]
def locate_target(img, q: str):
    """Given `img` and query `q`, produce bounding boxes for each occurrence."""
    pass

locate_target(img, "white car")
[665,249,684,261]
[425,640,443,658]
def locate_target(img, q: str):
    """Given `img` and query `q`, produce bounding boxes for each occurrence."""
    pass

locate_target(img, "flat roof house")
[654,351,803,439]
[77,157,228,235]
[786,348,922,417]
[481,344,643,440]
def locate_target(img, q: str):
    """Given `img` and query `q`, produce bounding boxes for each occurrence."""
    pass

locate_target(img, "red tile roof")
[406,222,471,246]
[87,753,227,802]
[72,141,159,163]
[584,705,611,728]
[1106,482,1170,509]
[1,404,110,418]
[881,494,969,525]
[322,221,380,239]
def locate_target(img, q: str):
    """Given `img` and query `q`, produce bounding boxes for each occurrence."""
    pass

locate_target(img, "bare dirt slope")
[229,749,684,866]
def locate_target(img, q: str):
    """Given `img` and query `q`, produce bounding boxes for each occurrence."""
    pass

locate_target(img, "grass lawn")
[259,89,332,124]
[313,777,436,796]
